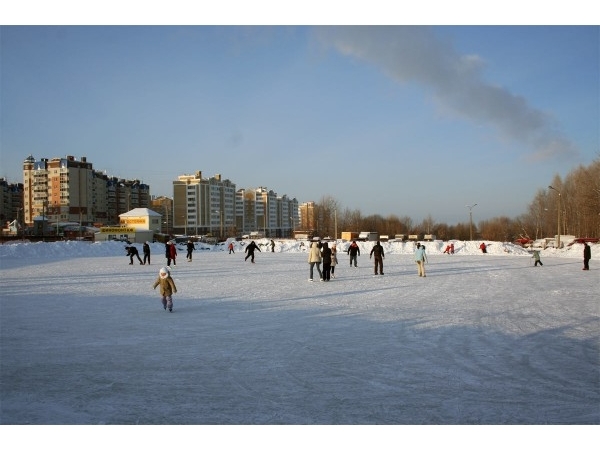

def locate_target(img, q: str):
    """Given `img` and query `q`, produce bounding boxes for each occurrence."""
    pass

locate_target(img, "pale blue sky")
[1,24,598,224]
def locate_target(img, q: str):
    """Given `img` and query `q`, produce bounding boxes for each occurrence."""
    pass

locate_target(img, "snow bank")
[1,238,597,260]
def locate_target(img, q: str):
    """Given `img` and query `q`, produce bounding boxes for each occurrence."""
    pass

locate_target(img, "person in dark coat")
[142,241,151,265]
[186,240,195,262]
[583,242,591,270]
[321,242,332,281]
[370,240,385,275]
[126,245,143,265]
[347,240,360,267]
[270,240,275,252]
[244,240,261,263]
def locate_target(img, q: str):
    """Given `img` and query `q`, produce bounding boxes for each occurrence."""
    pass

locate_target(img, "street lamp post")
[466,203,477,241]
[548,186,561,248]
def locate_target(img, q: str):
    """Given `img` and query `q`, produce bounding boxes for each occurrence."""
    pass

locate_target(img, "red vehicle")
[514,238,533,247]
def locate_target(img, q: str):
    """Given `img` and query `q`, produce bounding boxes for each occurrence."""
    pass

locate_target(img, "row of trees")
[313,157,600,242]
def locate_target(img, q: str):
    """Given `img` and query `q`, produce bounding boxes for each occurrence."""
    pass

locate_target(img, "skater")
[142,241,151,265]
[244,240,261,263]
[126,245,143,265]
[583,242,591,270]
[347,240,360,267]
[321,242,332,281]
[443,244,451,254]
[370,240,385,275]
[186,240,195,262]
[166,240,177,266]
[228,242,235,254]
[480,242,487,253]
[330,243,338,278]
[414,243,428,277]
[451,243,455,254]
[270,239,275,252]
[532,249,543,266]
[308,241,323,281]
[152,267,177,312]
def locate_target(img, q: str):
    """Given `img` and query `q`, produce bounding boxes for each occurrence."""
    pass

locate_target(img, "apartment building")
[22,155,149,227]
[172,171,237,237]
[0,178,24,228]
[174,173,298,239]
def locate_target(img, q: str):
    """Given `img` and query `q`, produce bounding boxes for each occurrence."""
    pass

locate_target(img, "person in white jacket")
[308,241,323,281]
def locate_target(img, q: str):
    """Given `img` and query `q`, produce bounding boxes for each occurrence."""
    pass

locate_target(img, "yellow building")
[94,208,161,243]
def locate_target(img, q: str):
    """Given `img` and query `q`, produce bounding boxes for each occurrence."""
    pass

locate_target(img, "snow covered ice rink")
[1,239,598,442]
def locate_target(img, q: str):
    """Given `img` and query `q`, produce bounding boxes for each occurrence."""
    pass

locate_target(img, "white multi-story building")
[175,173,298,238]
[173,172,237,238]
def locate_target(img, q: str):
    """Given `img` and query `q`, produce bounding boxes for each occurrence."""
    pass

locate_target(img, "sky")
[1,5,598,225]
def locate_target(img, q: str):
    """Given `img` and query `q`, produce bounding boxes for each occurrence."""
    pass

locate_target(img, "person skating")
[414,243,428,277]
[244,240,261,263]
[370,240,385,275]
[583,242,591,270]
[142,241,151,265]
[126,245,143,265]
[532,249,543,266]
[330,243,338,278]
[480,242,487,253]
[186,240,195,262]
[152,267,177,312]
[308,241,323,281]
[321,242,332,281]
[270,239,275,252]
[228,242,235,254]
[347,240,360,267]
[165,240,177,266]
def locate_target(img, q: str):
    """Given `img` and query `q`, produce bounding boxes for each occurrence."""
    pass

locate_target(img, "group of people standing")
[308,240,338,281]
[308,239,428,280]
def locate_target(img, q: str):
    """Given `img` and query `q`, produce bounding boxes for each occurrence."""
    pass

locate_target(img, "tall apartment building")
[235,187,298,238]
[0,178,24,227]
[298,201,318,233]
[174,172,298,239]
[173,172,237,237]
[22,155,150,227]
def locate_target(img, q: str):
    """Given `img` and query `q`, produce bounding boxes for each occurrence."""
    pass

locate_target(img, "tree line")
[313,157,600,242]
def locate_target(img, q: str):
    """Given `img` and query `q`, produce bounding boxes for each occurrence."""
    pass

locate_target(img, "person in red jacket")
[480,242,487,254]
[166,240,177,266]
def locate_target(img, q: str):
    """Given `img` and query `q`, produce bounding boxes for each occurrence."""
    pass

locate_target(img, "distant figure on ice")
[443,244,452,254]
[347,240,360,267]
[321,242,332,281]
[480,242,487,253]
[126,245,144,265]
[228,242,235,254]
[270,240,275,252]
[143,241,151,265]
[165,240,177,266]
[244,240,261,263]
[583,242,591,270]
[330,243,338,278]
[153,267,177,312]
[308,241,323,281]
[186,240,195,262]
[414,243,428,277]
[370,240,385,275]
[532,249,543,266]
[451,243,455,254]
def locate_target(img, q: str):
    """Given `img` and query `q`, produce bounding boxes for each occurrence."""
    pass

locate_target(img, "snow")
[1,239,598,446]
